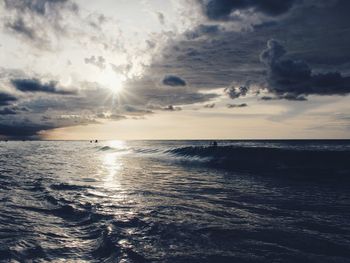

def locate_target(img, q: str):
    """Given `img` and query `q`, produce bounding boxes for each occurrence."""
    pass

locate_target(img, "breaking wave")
[165,145,350,178]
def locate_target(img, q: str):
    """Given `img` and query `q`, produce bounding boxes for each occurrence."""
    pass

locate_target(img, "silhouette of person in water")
[95,140,98,143]
[212,141,218,147]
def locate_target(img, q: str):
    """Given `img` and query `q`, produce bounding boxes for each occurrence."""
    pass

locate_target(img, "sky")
[0,0,350,140]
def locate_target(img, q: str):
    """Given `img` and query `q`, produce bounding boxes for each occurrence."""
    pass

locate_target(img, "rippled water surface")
[0,140,350,262]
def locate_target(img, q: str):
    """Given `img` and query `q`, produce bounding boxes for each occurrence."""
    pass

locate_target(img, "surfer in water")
[212,141,218,147]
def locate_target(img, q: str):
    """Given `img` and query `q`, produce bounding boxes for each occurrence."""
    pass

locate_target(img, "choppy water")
[0,140,350,262]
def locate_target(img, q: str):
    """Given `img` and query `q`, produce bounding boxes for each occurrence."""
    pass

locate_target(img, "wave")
[166,145,350,178]
[50,183,90,191]
[98,146,114,151]
[14,204,90,221]
[97,145,129,153]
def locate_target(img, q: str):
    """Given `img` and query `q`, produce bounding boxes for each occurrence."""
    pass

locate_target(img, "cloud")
[127,83,218,106]
[163,105,182,111]
[227,103,248,108]
[0,92,17,106]
[111,63,132,76]
[0,122,54,138]
[224,85,248,99]
[87,13,107,29]
[260,39,286,65]
[11,78,75,95]
[84,56,106,70]
[260,39,350,99]
[162,75,187,86]
[260,95,307,101]
[2,0,350,139]
[18,83,118,114]
[204,103,215,108]
[108,114,127,120]
[145,28,265,90]
[122,105,153,115]
[156,11,165,25]
[5,17,36,40]
[147,104,181,111]
[0,107,17,115]
[2,0,78,47]
[139,0,350,97]
[0,113,98,138]
[185,24,221,39]
[0,106,28,115]
[3,0,78,16]
[146,40,156,49]
[197,0,298,21]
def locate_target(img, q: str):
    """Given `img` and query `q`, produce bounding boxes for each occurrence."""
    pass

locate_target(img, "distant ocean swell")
[96,144,350,178]
[166,146,350,177]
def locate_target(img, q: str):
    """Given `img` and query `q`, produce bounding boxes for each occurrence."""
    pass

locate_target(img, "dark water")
[0,140,349,262]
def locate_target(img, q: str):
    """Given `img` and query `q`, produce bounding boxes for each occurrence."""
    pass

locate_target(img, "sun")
[98,67,125,94]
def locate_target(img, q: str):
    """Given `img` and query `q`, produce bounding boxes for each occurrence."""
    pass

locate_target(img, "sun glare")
[98,67,125,94]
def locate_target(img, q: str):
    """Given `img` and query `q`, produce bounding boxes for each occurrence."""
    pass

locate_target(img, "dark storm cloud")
[11,78,76,95]
[152,0,350,103]
[0,100,106,137]
[148,0,350,94]
[0,122,54,138]
[260,39,350,99]
[162,75,187,86]
[197,0,298,20]
[0,114,97,138]
[148,29,266,89]
[0,92,17,106]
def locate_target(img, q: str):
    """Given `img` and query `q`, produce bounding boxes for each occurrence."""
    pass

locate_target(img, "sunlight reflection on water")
[100,141,127,189]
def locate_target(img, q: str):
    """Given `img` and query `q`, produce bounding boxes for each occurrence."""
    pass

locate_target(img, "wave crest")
[166,145,350,178]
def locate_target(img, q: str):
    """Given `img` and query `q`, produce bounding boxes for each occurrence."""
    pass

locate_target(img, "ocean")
[0,140,349,262]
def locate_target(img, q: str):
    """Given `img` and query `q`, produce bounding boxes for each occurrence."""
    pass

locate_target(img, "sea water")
[0,140,349,262]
